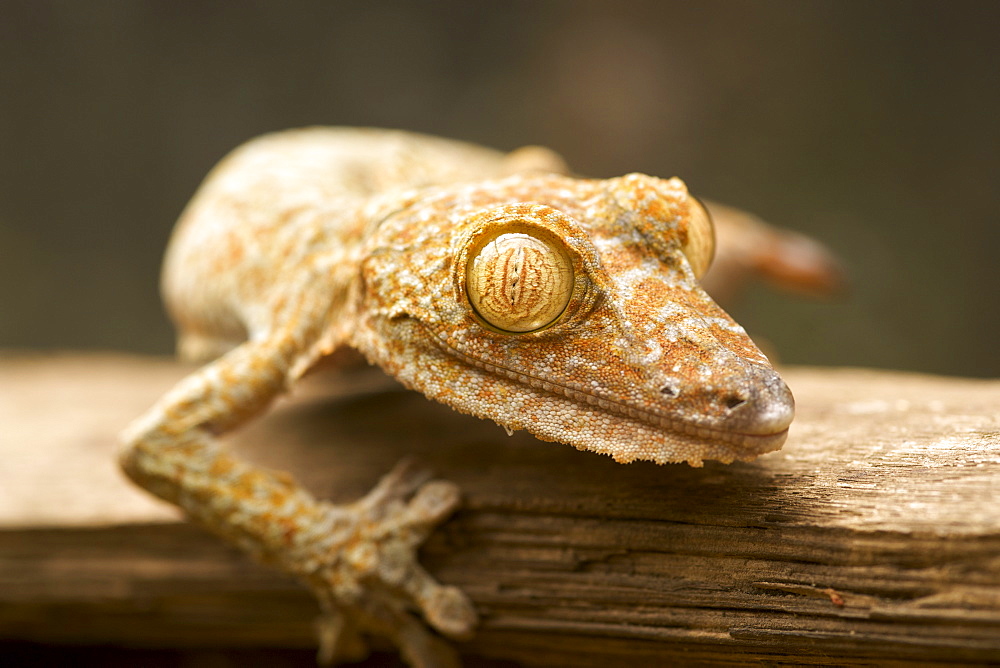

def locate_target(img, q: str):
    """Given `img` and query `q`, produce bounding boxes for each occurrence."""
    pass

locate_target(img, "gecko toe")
[423,585,478,639]
[314,604,369,665]
[406,480,462,526]
[360,457,434,511]
[394,613,464,668]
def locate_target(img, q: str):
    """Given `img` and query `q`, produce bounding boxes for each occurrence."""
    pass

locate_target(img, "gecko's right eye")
[466,228,574,333]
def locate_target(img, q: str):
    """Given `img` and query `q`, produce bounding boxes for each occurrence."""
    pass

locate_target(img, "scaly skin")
[121,127,795,665]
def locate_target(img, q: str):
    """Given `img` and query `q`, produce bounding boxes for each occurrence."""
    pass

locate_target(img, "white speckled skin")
[120,127,794,666]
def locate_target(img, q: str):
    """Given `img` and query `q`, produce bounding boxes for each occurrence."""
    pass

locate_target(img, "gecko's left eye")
[466,229,574,333]
[682,196,716,280]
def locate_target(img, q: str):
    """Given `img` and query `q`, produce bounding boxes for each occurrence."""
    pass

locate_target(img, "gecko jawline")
[429,329,791,455]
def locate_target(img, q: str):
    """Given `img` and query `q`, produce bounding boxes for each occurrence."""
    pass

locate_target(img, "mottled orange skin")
[120,127,794,666]
[357,174,793,465]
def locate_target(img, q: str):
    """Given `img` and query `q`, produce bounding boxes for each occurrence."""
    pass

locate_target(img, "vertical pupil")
[467,231,573,333]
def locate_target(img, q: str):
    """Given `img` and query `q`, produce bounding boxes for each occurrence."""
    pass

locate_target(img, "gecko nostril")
[660,384,678,398]
[725,394,748,411]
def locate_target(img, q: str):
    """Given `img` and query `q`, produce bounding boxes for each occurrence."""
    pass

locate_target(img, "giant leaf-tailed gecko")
[121,127,796,666]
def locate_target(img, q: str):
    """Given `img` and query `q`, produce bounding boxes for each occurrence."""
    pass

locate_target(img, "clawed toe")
[406,480,462,526]
[360,457,434,511]
[423,585,477,639]
[315,605,368,665]
[302,460,475,666]
[395,613,464,668]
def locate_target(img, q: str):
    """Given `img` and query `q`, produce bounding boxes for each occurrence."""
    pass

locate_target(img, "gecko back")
[162,127,566,362]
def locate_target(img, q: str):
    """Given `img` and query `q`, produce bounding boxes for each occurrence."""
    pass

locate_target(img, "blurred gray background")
[1,1,997,377]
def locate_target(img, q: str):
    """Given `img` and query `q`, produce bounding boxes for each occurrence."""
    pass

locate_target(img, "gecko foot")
[301,458,476,667]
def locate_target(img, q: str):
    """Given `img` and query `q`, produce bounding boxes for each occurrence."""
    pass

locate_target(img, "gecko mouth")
[434,335,790,454]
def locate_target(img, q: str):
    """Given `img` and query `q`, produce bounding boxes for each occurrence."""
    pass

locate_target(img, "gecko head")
[356,173,794,466]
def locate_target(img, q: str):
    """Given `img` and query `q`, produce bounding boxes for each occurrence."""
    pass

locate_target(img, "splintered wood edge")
[1,353,998,665]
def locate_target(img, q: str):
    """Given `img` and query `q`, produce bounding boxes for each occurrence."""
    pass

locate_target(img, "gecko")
[120,127,796,666]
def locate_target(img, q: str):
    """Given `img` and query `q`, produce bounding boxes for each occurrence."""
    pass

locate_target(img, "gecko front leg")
[119,329,476,666]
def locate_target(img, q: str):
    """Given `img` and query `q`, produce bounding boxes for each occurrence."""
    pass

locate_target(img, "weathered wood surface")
[1,353,999,666]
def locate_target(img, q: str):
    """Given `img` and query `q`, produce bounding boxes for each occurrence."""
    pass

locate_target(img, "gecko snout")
[717,365,795,436]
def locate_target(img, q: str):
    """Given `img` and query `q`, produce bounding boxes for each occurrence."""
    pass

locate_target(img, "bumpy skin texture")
[121,127,795,665]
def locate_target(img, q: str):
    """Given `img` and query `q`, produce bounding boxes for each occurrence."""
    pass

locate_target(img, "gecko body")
[122,127,794,665]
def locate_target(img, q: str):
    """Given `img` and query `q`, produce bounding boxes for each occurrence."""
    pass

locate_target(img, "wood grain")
[1,353,998,665]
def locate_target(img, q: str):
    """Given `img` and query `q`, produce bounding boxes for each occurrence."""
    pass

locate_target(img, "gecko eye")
[682,197,716,280]
[466,230,574,333]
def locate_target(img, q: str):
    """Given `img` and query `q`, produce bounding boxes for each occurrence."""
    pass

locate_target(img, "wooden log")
[1,353,999,665]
